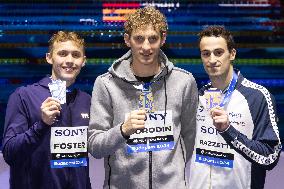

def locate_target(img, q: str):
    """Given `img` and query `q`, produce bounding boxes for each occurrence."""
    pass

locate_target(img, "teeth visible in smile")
[64,67,73,71]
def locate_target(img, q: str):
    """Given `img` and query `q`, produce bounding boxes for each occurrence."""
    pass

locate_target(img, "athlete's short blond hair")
[48,31,85,54]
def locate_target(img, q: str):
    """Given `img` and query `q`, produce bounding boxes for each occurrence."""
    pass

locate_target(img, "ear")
[160,32,167,46]
[230,48,236,61]
[46,53,53,65]
[124,33,131,47]
[82,56,86,67]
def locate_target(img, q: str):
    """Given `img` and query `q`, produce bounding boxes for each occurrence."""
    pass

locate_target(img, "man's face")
[124,25,166,66]
[46,40,86,86]
[200,36,236,78]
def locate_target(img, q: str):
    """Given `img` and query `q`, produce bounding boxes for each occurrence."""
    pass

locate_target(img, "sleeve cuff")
[120,123,130,140]
[219,125,239,142]
[218,124,231,134]
[33,120,50,136]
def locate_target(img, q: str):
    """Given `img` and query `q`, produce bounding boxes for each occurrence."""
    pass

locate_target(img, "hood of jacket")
[108,49,174,84]
[38,76,52,90]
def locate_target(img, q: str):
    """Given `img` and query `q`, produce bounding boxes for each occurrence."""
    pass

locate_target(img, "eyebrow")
[57,50,81,52]
[133,33,159,36]
[201,48,224,51]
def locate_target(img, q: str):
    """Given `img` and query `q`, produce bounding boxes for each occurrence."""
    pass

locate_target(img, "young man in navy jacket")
[188,26,282,189]
[2,31,92,189]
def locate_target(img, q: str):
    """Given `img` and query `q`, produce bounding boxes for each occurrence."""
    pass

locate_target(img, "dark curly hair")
[198,25,235,52]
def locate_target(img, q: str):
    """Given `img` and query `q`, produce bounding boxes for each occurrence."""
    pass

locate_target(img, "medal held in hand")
[204,71,238,111]
[48,79,66,104]
[204,88,222,111]
[126,82,174,154]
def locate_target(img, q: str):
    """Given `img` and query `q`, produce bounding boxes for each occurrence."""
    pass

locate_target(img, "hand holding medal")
[122,109,146,136]
[210,106,229,132]
[204,71,238,132]
[41,97,61,126]
[205,88,229,132]
[41,79,65,126]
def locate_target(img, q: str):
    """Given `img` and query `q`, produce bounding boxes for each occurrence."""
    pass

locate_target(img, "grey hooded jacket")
[88,50,198,189]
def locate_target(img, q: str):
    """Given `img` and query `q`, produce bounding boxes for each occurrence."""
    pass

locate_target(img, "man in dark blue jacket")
[2,31,92,189]
[188,26,282,189]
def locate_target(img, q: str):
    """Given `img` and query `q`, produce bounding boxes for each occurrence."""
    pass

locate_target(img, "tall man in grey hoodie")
[88,6,198,189]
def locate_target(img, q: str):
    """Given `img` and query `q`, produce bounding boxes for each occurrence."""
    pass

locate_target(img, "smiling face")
[124,25,166,67]
[200,36,236,81]
[46,40,86,86]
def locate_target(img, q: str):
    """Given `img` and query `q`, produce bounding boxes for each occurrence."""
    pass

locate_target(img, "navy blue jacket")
[2,77,92,189]
[189,71,282,189]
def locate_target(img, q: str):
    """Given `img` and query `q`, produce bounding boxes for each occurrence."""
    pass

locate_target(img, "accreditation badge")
[204,88,222,111]
[126,110,174,154]
[50,126,88,168]
[195,148,234,168]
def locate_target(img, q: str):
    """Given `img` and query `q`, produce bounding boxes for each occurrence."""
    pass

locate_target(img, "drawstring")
[163,66,168,125]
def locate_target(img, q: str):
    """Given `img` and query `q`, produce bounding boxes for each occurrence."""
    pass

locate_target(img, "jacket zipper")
[179,138,187,187]
[149,151,152,189]
[108,155,111,189]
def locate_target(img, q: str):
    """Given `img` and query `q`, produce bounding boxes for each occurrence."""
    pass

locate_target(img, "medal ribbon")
[219,71,238,107]
[140,82,154,113]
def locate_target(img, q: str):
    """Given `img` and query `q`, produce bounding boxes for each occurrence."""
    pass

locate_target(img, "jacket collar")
[199,69,243,96]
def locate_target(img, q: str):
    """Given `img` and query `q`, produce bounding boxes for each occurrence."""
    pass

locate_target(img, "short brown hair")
[198,25,235,52]
[48,31,85,54]
[124,6,168,36]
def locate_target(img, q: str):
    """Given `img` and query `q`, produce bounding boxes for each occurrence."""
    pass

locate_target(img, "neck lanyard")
[219,71,238,107]
[143,82,152,91]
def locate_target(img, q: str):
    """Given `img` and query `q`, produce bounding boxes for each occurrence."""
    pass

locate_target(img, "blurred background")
[0,0,283,148]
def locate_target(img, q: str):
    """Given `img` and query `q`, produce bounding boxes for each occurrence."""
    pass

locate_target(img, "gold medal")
[139,87,155,113]
[204,88,222,111]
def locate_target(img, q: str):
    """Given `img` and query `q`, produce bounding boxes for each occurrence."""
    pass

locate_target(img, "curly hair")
[48,31,85,54]
[124,6,168,36]
[198,25,235,52]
